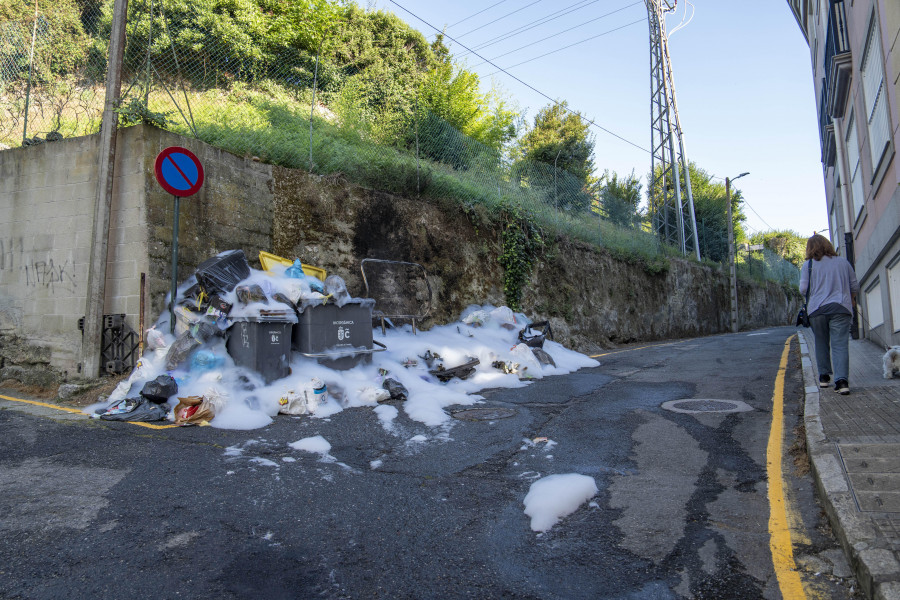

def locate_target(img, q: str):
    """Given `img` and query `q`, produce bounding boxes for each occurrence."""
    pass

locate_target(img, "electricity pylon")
[645,0,700,260]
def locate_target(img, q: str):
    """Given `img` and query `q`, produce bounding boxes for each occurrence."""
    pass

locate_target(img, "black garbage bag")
[195,250,251,295]
[165,331,200,370]
[518,321,553,348]
[140,375,178,403]
[100,397,168,422]
[382,378,408,401]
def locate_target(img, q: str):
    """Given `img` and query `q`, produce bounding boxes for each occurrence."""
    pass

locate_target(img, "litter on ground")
[84,249,599,430]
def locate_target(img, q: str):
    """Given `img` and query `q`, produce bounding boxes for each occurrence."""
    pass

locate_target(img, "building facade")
[787,0,900,347]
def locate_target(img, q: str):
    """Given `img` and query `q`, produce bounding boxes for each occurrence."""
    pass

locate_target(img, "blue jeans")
[810,312,851,382]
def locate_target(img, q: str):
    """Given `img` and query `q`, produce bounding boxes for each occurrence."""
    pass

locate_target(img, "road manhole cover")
[452,407,517,421]
[661,399,753,414]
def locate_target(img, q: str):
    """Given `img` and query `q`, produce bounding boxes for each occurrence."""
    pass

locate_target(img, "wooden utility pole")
[81,0,129,378]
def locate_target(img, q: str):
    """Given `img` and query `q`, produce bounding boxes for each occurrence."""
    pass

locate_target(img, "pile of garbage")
[87,250,599,430]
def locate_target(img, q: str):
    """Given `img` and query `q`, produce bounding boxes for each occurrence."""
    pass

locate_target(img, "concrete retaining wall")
[0,125,272,384]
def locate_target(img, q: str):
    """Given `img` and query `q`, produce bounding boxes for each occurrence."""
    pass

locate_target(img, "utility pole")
[726,172,749,334]
[81,0,128,378]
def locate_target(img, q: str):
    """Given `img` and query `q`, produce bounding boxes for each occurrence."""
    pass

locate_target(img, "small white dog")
[884,346,900,379]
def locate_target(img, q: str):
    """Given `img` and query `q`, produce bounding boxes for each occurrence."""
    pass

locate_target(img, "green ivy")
[114,98,174,129]
[498,201,543,311]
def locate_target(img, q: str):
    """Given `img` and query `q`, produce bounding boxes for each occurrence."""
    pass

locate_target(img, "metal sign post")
[154,146,204,334]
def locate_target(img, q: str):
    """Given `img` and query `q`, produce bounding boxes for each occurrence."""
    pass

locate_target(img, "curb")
[798,332,900,600]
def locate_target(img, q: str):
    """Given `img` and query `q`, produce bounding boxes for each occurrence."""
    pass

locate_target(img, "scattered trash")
[491,360,520,375]
[278,378,325,415]
[85,245,598,433]
[382,378,408,401]
[429,357,480,382]
[518,321,553,348]
[97,397,169,422]
[532,347,556,367]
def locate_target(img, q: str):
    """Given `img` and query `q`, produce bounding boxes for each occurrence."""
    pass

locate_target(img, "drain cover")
[661,399,753,414]
[452,407,517,421]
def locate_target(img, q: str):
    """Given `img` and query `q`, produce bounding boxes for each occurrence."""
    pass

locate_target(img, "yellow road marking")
[767,336,807,599]
[0,394,86,414]
[590,339,687,358]
[0,393,180,429]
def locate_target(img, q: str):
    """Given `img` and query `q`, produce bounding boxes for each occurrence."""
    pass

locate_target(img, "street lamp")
[726,172,749,333]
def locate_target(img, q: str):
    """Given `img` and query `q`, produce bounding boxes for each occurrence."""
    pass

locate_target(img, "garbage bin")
[226,316,293,383]
[292,299,379,370]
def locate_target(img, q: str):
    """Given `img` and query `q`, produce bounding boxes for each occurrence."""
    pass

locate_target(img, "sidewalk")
[799,330,900,600]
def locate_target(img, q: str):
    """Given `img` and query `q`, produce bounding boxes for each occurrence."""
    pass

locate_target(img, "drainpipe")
[81,0,128,379]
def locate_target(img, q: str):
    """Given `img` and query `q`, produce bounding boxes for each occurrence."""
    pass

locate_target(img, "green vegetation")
[1,0,799,291]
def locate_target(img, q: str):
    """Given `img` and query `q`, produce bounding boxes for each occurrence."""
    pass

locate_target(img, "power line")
[472,2,642,66]
[485,18,646,74]
[462,0,600,56]
[742,199,776,232]
[388,0,650,155]
[455,0,544,39]
[446,0,511,30]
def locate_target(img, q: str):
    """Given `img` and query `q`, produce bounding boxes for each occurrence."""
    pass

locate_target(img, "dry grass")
[789,423,811,477]
[0,379,57,399]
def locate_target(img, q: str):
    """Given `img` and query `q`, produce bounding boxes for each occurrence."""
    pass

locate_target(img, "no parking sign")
[155,147,205,333]
[154,146,204,197]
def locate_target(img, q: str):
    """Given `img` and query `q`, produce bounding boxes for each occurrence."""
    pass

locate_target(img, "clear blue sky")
[372,0,827,238]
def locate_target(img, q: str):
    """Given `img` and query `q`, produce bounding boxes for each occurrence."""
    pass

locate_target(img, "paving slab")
[800,331,900,600]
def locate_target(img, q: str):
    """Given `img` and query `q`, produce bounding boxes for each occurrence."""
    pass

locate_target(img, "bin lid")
[298,297,376,312]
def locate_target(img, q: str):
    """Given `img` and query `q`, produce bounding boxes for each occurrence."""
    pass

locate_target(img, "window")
[861,17,891,172]
[889,258,900,332]
[845,111,865,220]
[866,281,884,329]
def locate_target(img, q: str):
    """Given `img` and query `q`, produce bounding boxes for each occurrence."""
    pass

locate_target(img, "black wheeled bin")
[292,299,377,370]
[226,316,293,383]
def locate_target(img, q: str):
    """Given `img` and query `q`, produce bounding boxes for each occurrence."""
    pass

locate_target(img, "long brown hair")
[806,234,838,261]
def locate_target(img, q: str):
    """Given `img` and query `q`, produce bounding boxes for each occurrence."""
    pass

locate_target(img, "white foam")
[523,473,598,532]
[289,435,331,455]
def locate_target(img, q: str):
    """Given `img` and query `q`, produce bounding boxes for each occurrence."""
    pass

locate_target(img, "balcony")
[820,86,836,167]
[824,0,852,118]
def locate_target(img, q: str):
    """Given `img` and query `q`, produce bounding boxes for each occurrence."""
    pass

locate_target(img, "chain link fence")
[1,0,799,287]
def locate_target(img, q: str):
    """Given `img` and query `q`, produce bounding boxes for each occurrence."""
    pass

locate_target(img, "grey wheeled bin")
[226,316,293,383]
[292,299,383,370]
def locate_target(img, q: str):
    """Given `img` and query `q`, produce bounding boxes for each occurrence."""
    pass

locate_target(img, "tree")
[649,162,747,262]
[599,169,643,228]
[514,101,596,213]
[749,229,806,268]
[517,100,595,183]
[415,35,518,165]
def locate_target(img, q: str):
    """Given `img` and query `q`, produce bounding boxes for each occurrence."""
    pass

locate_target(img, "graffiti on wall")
[0,237,78,295]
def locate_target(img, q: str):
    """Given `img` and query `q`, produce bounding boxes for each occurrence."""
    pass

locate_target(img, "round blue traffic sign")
[154,146,204,197]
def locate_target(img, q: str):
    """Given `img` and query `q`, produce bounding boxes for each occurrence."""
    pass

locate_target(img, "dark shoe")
[818,374,831,388]
[834,379,850,395]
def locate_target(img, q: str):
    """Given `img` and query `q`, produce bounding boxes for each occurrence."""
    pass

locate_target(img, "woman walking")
[799,234,859,394]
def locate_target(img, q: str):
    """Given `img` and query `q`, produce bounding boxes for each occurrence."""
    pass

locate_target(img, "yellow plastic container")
[259,251,326,281]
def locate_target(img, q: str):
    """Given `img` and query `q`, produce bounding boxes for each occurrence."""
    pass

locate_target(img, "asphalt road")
[0,326,859,599]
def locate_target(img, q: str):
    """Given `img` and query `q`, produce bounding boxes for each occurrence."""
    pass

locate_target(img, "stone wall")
[271,169,799,354]
[0,126,800,385]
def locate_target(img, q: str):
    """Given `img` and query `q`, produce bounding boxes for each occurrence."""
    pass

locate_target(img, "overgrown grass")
[6,78,798,286]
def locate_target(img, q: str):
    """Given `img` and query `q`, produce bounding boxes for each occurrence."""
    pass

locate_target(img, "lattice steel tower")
[646,0,699,260]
